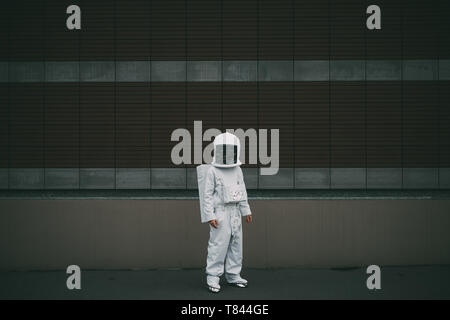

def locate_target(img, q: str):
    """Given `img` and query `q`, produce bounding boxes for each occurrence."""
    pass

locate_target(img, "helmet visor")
[214,144,238,166]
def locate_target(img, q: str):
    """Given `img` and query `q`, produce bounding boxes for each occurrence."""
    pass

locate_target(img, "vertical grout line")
[292,0,295,188]
[185,0,188,189]
[437,0,441,189]
[221,0,224,133]
[78,1,82,189]
[264,195,268,268]
[7,3,10,189]
[43,0,46,188]
[259,0,267,262]
[364,0,368,189]
[149,0,152,189]
[328,0,331,189]
[114,0,117,190]
[400,0,404,189]
[256,0,260,189]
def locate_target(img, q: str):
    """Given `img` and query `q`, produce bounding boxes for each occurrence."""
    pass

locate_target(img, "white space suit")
[197,132,252,293]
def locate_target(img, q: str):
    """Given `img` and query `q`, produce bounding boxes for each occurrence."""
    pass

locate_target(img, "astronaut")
[197,132,253,293]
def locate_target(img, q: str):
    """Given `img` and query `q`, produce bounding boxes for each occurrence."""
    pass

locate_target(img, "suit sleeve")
[238,167,252,216]
[202,167,217,223]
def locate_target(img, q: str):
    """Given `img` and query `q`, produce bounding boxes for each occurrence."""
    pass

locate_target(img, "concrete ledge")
[439,60,450,80]
[0,62,8,82]
[45,168,79,189]
[366,60,401,81]
[80,168,115,189]
[294,60,329,81]
[151,168,186,189]
[258,168,294,189]
[45,62,79,82]
[3,167,450,191]
[116,168,150,189]
[187,61,221,82]
[403,60,438,80]
[223,61,257,82]
[330,60,365,81]
[258,61,293,81]
[403,168,439,189]
[9,169,44,189]
[242,168,258,189]
[295,168,330,189]
[0,169,8,189]
[116,61,150,82]
[367,168,402,189]
[151,61,186,82]
[3,60,450,82]
[331,168,366,189]
[80,62,115,82]
[186,168,198,190]
[9,62,45,82]
[440,168,450,189]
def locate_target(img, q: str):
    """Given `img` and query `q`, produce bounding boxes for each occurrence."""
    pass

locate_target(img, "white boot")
[225,274,248,288]
[207,275,221,293]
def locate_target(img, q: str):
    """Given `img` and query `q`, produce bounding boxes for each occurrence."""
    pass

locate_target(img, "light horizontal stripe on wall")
[1,168,449,190]
[1,60,449,82]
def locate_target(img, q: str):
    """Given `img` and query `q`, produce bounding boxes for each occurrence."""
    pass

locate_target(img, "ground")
[0,266,449,300]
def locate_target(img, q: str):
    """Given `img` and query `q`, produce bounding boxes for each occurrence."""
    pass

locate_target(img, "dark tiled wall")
[1,0,450,189]
[2,0,448,60]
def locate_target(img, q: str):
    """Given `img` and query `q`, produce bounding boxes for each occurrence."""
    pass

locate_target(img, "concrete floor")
[0,266,449,300]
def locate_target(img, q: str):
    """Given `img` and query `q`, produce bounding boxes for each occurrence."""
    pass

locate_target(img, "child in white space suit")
[197,132,253,293]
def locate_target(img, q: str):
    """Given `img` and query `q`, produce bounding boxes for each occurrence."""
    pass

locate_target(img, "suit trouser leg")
[206,210,231,283]
[225,206,243,283]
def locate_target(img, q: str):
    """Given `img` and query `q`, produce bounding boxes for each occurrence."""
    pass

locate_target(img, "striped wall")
[1,0,449,190]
